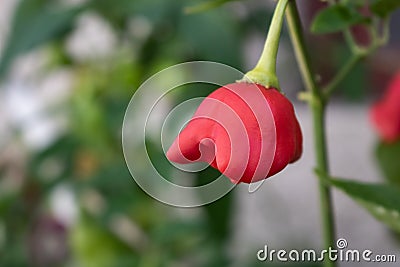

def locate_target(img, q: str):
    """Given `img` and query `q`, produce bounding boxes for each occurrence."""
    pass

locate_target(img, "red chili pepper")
[167,82,302,184]
[370,72,400,143]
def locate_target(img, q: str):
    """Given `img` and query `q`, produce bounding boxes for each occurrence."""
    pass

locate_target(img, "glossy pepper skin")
[166,82,302,184]
[370,72,400,143]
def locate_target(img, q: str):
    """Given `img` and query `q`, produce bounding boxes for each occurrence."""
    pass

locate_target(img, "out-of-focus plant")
[0,0,248,266]
[0,1,400,267]
[371,71,400,189]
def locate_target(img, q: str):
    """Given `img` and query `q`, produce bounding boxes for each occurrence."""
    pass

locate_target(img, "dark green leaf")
[371,0,400,18]
[329,178,400,232]
[179,10,241,67]
[0,0,86,78]
[82,163,141,216]
[89,0,170,27]
[345,0,368,8]
[375,140,400,187]
[311,4,369,34]
[70,213,138,267]
[334,46,368,100]
[184,0,235,14]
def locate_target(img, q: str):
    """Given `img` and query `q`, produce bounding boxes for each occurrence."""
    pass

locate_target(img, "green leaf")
[371,0,400,18]
[184,0,234,14]
[0,0,86,78]
[375,140,400,187]
[70,213,138,267]
[329,178,400,232]
[331,45,368,100]
[311,4,369,34]
[179,10,241,67]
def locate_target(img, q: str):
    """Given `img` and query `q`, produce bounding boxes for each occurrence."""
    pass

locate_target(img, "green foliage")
[330,178,400,233]
[371,0,400,18]
[89,0,173,28]
[70,213,138,267]
[339,62,367,100]
[333,47,368,101]
[375,140,400,187]
[184,0,236,14]
[0,0,255,265]
[0,0,86,78]
[311,4,369,34]
[179,10,241,67]
[198,168,233,242]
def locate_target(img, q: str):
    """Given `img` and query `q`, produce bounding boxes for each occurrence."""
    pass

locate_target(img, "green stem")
[242,0,289,89]
[323,17,391,97]
[285,2,336,267]
[379,18,390,45]
[344,28,361,53]
[324,53,364,98]
[326,1,361,54]
[285,1,318,96]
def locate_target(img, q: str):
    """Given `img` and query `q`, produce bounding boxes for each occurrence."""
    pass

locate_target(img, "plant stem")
[324,53,364,98]
[323,16,391,98]
[242,0,289,89]
[284,1,318,96]
[326,1,361,54]
[285,2,336,267]
[344,29,360,53]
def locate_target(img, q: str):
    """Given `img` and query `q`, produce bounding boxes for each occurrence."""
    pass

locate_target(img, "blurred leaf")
[0,193,17,215]
[195,168,233,266]
[145,140,172,181]
[71,67,115,155]
[375,140,400,187]
[345,0,368,8]
[340,62,367,100]
[0,240,28,267]
[329,178,400,232]
[198,168,233,241]
[90,0,173,26]
[206,196,232,237]
[82,163,141,219]
[311,4,369,34]
[371,0,400,17]
[184,0,235,14]
[88,0,136,25]
[242,9,274,33]
[193,241,231,267]
[0,0,86,78]
[202,190,233,257]
[70,212,137,267]
[152,221,205,255]
[335,48,367,100]
[30,136,78,179]
[179,9,241,67]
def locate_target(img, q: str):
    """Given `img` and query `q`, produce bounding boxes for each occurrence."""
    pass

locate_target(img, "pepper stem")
[241,0,289,90]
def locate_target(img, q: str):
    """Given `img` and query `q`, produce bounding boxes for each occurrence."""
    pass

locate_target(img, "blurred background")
[0,0,399,266]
